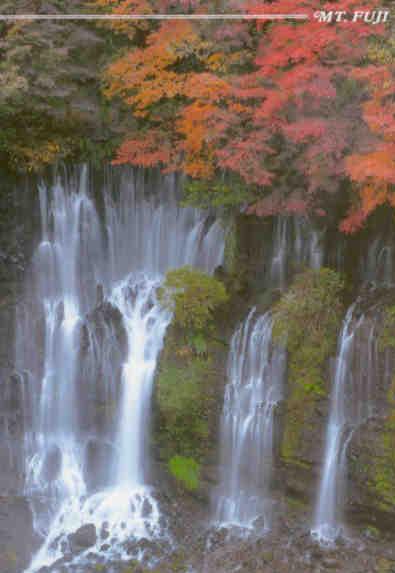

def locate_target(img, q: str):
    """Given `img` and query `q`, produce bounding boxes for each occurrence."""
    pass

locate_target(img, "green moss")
[223,217,238,275]
[272,268,344,462]
[376,557,395,573]
[156,354,212,459]
[158,266,228,334]
[379,305,395,351]
[156,268,226,488]
[371,376,395,510]
[168,455,200,491]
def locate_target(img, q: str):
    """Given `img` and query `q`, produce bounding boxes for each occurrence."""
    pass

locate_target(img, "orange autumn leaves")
[98,0,393,232]
[105,18,244,179]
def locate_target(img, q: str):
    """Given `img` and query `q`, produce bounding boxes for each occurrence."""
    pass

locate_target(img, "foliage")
[273,268,344,392]
[156,357,211,458]
[379,305,395,351]
[0,0,130,172]
[1,0,392,227]
[156,267,225,469]
[273,268,344,461]
[372,377,395,510]
[341,35,395,232]
[98,0,392,230]
[168,455,200,491]
[158,266,228,333]
[373,306,395,509]
[181,179,253,211]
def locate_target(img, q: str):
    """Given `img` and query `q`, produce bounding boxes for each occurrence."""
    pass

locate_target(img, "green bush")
[168,455,200,491]
[158,266,228,333]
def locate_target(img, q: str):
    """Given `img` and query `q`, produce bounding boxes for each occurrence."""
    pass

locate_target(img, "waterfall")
[312,303,379,544]
[214,309,285,530]
[269,217,324,290]
[16,166,224,571]
[361,236,394,286]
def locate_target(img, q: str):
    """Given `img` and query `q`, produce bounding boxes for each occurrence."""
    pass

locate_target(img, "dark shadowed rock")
[141,498,153,518]
[68,524,97,552]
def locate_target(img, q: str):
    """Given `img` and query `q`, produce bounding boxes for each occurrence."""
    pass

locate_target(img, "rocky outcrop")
[68,524,97,552]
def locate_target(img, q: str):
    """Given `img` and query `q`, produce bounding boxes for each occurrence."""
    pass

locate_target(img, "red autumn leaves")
[98,0,394,231]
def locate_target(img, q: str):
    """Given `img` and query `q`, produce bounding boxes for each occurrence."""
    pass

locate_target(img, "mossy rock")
[158,266,228,333]
[153,305,223,478]
[168,455,200,491]
[272,268,344,462]
[370,376,395,511]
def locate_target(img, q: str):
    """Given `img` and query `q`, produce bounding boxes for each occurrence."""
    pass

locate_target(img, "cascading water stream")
[312,303,379,544]
[214,309,285,530]
[270,217,324,290]
[361,236,394,286]
[16,166,224,571]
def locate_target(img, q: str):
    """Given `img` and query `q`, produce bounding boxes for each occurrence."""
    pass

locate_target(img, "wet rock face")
[348,348,395,527]
[0,178,39,495]
[277,288,395,533]
[0,495,37,573]
[68,523,97,552]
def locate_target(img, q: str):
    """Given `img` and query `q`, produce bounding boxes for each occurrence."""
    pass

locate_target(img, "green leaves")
[168,456,200,492]
[158,266,228,334]
[156,359,211,457]
[181,179,253,212]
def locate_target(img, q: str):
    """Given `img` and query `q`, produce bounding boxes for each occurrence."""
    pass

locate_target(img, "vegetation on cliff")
[372,309,395,510]
[372,376,395,511]
[272,268,344,463]
[158,266,228,342]
[379,305,395,351]
[156,267,228,490]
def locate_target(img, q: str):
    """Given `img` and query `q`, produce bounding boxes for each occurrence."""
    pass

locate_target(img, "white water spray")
[16,167,224,571]
[214,310,285,530]
[312,303,379,544]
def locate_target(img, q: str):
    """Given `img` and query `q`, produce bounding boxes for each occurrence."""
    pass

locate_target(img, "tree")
[341,46,395,232]
[99,0,392,230]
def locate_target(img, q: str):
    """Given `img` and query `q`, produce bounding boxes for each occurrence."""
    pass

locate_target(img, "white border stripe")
[0,14,309,21]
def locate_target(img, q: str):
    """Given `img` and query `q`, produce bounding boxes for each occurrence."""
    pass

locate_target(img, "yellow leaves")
[91,0,152,37]
[13,141,62,171]
[368,37,395,66]
[206,52,227,72]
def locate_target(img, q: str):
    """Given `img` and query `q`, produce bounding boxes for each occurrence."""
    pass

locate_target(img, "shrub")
[168,455,200,491]
[158,266,228,333]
